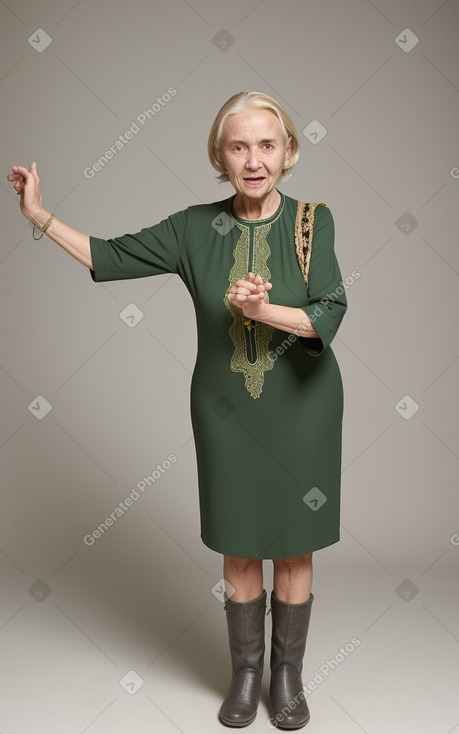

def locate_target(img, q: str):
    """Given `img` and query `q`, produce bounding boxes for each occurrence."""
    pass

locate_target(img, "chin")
[240,181,272,195]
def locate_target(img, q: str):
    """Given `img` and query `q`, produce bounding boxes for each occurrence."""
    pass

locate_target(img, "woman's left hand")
[227,272,272,320]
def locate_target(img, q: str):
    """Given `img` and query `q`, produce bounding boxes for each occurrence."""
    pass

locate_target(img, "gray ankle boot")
[269,592,314,730]
[219,589,267,728]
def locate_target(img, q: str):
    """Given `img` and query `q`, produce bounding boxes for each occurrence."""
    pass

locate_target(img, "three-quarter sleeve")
[89,207,187,282]
[298,205,347,356]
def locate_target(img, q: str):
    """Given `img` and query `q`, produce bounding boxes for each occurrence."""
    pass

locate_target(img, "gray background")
[1,1,458,732]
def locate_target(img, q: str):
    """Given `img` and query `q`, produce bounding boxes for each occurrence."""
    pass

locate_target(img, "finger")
[227,294,239,306]
[254,281,271,292]
[7,172,24,182]
[10,165,30,177]
[247,283,267,296]
[235,279,258,292]
[236,289,252,298]
[228,288,249,300]
[230,282,252,294]
[30,161,39,179]
[246,272,264,285]
[231,293,249,303]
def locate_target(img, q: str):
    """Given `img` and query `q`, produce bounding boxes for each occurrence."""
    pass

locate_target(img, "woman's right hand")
[7,161,44,222]
[6,161,93,269]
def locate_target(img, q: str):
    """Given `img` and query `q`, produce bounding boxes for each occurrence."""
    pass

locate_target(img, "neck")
[232,189,281,220]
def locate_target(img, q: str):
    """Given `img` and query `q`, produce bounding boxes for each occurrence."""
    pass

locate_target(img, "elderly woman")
[8,91,347,729]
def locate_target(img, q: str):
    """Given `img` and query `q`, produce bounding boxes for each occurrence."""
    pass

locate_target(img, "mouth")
[243,176,266,185]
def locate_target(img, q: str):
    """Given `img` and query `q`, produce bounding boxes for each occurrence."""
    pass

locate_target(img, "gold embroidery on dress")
[294,202,327,286]
[224,222,275,399]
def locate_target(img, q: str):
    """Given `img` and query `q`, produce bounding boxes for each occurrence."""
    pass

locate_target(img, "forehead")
[222,108,283,141]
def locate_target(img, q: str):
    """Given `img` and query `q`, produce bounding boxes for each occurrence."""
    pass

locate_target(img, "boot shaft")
[270,592,314,673]
[223,589,267,673]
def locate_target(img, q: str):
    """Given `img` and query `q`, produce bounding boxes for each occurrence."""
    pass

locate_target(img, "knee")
[273,553,312,572]
[224,555,259,575]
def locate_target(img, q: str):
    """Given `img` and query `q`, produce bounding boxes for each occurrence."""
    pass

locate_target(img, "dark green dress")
[89,191,347,559]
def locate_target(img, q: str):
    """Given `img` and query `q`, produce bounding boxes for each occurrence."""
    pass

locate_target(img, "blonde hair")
[207,91,300,182]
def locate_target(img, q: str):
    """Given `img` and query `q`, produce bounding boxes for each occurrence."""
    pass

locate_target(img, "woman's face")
[218,108,291,202]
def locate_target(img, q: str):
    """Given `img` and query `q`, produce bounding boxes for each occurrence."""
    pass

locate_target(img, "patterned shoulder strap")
[294,201,327,286]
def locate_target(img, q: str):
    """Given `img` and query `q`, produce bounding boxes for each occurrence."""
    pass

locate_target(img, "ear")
[284,136,292,163]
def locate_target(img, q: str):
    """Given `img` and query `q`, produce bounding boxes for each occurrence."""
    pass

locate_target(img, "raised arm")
[7,162,93,270]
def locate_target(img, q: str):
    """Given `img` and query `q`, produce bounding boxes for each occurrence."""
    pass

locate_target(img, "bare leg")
[272,553,313,603]
[223,555,263,602]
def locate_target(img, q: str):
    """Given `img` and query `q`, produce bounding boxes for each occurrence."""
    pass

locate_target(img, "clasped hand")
[227,272,272,321]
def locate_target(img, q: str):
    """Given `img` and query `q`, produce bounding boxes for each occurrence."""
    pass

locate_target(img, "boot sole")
[218,712,257,728]
[271,714,310,730]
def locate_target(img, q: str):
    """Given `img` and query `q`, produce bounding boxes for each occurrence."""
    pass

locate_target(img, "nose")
[245,148,261,170]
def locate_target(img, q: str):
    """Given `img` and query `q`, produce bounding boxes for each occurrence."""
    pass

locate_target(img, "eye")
[263,143,273,150]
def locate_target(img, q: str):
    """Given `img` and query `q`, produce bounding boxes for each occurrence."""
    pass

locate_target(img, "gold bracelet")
[33,213,55,240]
